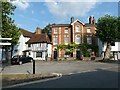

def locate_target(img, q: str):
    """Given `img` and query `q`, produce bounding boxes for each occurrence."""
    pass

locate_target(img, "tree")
[96,14,118,60]
[2,2,20,62]
[42,24,52,41]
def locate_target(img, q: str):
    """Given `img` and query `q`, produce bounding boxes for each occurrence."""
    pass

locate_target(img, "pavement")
[1,60,118,75]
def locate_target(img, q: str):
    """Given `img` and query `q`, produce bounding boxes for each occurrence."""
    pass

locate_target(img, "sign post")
[33,60,35,74]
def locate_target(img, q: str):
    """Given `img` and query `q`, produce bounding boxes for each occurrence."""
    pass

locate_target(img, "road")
[12,66,118,88]
[1,60,119,88]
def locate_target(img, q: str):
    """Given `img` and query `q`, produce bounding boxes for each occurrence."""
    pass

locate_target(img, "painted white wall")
[31,43,48,60]
[13,35,30,56]
[47,44,52,57]
[98,39,120,60]
[13,34,51,60]
[102,42,119,51]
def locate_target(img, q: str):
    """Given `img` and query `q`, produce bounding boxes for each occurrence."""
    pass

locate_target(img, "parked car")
[11,55,33,65]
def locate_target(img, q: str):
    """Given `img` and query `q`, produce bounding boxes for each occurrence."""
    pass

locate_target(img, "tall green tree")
[2,2,20,61]
[42,24,52,41]
[96,14,118,60]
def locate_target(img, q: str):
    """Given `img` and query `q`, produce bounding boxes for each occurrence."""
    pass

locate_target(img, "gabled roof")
[19,28,33,38]
[71,19,85,25]
[26,33,51,44]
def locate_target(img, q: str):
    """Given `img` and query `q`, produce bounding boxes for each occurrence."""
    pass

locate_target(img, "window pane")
[36,52,42,57]
[53,37,58,45]
[76,25,80,32]
[87,37,92,44]
[54,28,58,34]
[87,28,91,33]
[65,28,68,33]
[76,35,80,44]
[64,37,68,44]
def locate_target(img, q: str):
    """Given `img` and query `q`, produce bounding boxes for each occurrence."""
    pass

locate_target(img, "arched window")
[76,25,80,32]
[75,35,80,44]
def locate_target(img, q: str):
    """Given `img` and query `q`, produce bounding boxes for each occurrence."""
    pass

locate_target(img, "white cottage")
[13,27,52,60]
[98,38,120,60]
[13,28,33,56]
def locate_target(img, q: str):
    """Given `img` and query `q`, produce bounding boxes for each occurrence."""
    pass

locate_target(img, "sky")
[10,0,119,32]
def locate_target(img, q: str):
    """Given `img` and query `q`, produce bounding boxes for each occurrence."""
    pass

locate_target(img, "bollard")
[33,60,35,74]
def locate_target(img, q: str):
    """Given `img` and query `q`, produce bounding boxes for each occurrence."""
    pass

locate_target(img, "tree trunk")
[103,42,111,60]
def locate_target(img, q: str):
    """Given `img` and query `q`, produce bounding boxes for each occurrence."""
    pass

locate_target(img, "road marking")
[52,73,62,77]
[68,73,74,75]
[66,66,118,76]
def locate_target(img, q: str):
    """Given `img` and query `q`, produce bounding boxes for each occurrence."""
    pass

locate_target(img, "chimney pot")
[92,17,96,25]
[35,27,41,34]
[89,16,93,24]
[71,16,74,23]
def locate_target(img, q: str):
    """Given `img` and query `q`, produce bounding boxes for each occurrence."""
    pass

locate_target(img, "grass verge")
[2,74,57,87]
[95,59,118,63]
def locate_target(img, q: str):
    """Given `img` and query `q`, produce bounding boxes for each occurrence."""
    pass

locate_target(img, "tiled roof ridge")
[19,28,33,37]
[26,33,51,44]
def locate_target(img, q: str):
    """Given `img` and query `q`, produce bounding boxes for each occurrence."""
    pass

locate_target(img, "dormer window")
[76,25,80,32]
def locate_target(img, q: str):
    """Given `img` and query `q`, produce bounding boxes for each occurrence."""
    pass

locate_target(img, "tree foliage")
[96,14,119,59]
[96,14,118,43]
[58,43,98,57]
[42,23,52,41]
[2,2,20,60]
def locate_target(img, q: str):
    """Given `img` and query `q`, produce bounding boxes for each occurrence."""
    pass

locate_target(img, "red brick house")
[52,16,97,59]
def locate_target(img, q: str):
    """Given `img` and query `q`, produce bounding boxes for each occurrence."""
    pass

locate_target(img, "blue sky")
[11,1,118,32]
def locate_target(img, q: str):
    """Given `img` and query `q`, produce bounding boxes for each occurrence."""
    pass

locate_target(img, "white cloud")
[44,0,97,21]
[11,0,30,10]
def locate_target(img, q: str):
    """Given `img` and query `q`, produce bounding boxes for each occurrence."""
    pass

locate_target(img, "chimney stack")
[92,17,96,25]
[71,16,74,23]
[35,27,41,34]
[89,16,93,24]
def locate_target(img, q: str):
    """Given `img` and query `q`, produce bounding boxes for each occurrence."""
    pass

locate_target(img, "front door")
[76,50,81,60]
[54,50,57,60]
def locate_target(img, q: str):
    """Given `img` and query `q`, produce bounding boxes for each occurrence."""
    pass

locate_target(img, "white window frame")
[36,52,42,58]
[64,37,69,44]
[87,28,91,33]
[53,37,58,45]
[64,28,68,33]
[76,25,80,32]
[75,35,80,44]
[87,36,92,44]
[54,28,58,34]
